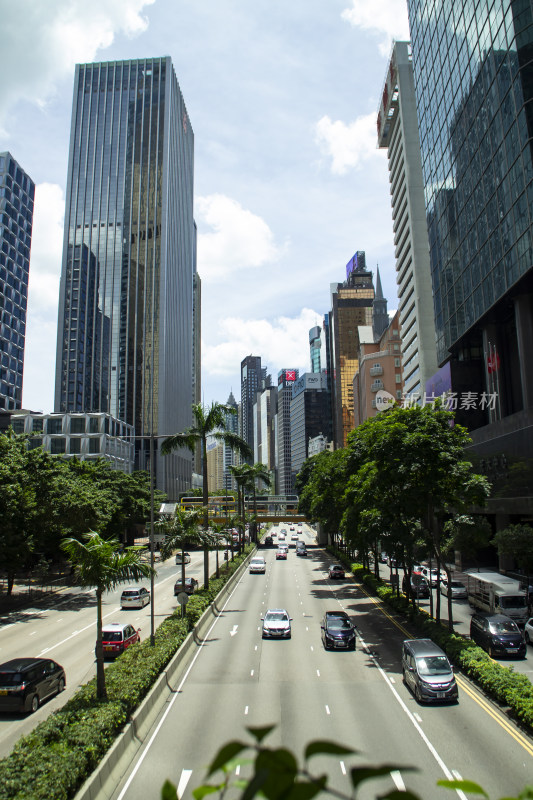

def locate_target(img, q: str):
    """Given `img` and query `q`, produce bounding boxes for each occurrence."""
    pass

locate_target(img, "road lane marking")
[413,713,422,722]
[230,625,239,636]
[325,705,330,715]
[176,769,192,800]
[316,669,320,677]
[310,646,314,651]
[340,761,346,775]
[391,771,405,791]
[244,706,249,715]
[235,765,241,776]
[250,670,254,676]
[29,631,36,636]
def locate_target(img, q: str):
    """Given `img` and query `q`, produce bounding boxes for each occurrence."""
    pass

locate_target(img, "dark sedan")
[328,564,345,579]
[321,611,356,650]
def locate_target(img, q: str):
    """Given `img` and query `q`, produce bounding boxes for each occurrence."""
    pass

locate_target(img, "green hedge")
[330,549,533,734]
[0,545,254,800]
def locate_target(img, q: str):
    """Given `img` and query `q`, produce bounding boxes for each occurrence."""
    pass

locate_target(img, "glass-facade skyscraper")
[0,152,34,411]
[408,0,533,520]
[54,58,196,497]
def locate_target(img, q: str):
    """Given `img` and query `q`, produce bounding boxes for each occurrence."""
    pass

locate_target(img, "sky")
[0,0,411,413]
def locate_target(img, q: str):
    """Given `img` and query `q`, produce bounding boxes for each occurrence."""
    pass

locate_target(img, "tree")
[345,403,490,624]
[492,524,533,598]
[159,507,207,589]
[161,403,251,588]
[229,463,252,552]
[298,449,349,548]
[243,462,272,543]
[61,532,155,700]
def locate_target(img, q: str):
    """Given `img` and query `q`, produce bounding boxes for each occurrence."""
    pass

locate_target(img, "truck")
[464,569,529,624]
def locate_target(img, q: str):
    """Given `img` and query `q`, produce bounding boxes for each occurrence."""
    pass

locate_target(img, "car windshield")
[103,631,123,642]
[331,565,342,570]
[0,672,23,685]
[416,656,451,676]
[266,612,288,621]
[499,596,526,609]
[328,620,352,630]
[451,582,464,589]
[490,620,519,634]
[122,591,138,597]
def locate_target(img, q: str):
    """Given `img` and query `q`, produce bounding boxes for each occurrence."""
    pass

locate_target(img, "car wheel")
[488,645,494,658]
[402,668,407,685]
[525,631,530,645]
[415,685,423,703]
[30,694,39,713]
[58,677,65,694]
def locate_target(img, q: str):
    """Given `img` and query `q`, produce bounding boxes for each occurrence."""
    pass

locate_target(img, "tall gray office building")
[54,58,196,498]
[0,153,34,410]
[408,0,533,524]
[240,355,268,459]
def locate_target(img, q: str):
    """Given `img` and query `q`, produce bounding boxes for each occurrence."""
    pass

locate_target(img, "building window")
[70,417,85,434]
[47,417,63,435]
[50,438,66,454]
[394,358,401,367]
[395,374,402,383]
[32,417,43,432]
[89,437,100,454]
[11,418,25,434]
[28,437,42,450]
[88,417,99,434]
[396,390,402,399]
[70,438,81,454]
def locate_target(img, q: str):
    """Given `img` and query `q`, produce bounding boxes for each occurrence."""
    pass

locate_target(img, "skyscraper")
[408,0,533,521]
[377,41,438,399]
[54,58,196,497]
[240,355,268,459]
[329,252,375,447]
[0,152,34,410]
[277,368,298,495]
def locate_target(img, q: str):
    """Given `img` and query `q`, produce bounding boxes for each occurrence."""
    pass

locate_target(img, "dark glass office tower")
[240,355,268,459]
[0,153,34,410]
[408,1,533,526]
[54,58,195,497]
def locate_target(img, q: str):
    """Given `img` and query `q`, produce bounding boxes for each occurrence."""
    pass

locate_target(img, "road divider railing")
[0,545,256,800]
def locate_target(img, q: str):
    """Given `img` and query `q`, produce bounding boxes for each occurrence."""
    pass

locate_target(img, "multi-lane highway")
[0,549,222,757]
[106,523,533,800]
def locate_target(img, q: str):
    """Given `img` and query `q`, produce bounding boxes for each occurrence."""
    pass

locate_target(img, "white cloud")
[196,194,282,281]
[22,183,65,411]
[315,112,383,175]
[203,308,322,378]
[0,0,155,130]
[341,0,411,55]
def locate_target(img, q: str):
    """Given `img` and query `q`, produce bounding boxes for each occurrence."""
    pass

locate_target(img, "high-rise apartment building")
[222,390,238,492]
[377,41,438,399]
[408,0,533,521]
[329,252,375,447]
[54,58,196,498]
[309,325,322,373]
[240,355,268,459]
[0,152,34,410]
[253,385,277,485]
[277,368,298,495]
[290,372,331,478]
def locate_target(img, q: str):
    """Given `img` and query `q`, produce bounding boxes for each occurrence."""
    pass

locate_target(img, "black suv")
[321,611,356,651]
[0,658,66,714]
[470,613,526,658]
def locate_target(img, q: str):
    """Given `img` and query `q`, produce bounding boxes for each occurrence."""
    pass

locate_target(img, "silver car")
[440,579,467,599]
[261,609,292,639]
[120,586,150,609]
[524,617,533,645]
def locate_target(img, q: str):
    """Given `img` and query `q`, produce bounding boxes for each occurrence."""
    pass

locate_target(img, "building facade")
[353,311,404,425]
[240,355,268,459]
[377,41,438,399]
[276,368,298,495]
[11,411,135,471]
[329,252,375,447]
[54,58,196,498]
[408,0,533,521]
[290,372,331,479]
[0,153,34,411]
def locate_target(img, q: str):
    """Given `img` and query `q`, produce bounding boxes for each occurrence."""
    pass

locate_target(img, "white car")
[120,586,150,609]
[421,567,446,587]
[249,557,266,574]
[262,608,292,639]
[175,552,191,565]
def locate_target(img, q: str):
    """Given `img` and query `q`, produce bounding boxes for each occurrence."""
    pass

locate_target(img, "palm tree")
[161,402,251,588]
[61,532,155,700]
[231,462,271,543]
[159,507,209,589]
[229,464,253,552]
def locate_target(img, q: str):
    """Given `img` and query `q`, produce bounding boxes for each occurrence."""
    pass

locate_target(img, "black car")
[402,574,430,598]
[296,545,307,557]
[0,658,66,714]
[470,613,526,658]
[264,536,274,547]
[321,611,356,650]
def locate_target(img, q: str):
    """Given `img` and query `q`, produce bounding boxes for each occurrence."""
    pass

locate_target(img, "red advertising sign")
[285,370,296,382]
